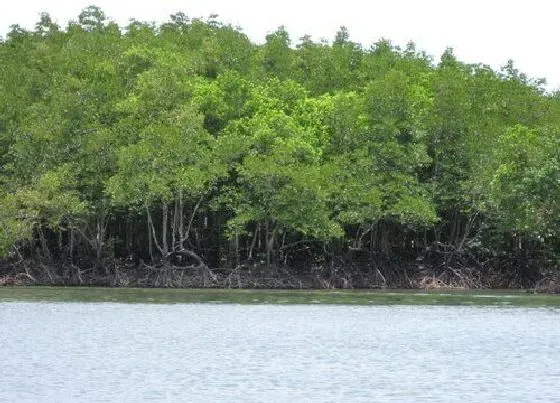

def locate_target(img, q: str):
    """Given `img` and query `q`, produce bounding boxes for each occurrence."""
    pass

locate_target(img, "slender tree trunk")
[235,233,240,267]
[125,213,131,253]
[249,222,259,260]
[147,211,154,261]
[379,221,389,256]
[172,200,178,252]
[182,195,203,246]
[265,221,270,269]
[265,222,276,273]
[38,228,52,260]
[146,205,164,257]
[69,228,74,265]
[178,192,184,247]
[95,214,103,267]
[162,203,168,255]
[450,210,458,245]
[457,211,478,252]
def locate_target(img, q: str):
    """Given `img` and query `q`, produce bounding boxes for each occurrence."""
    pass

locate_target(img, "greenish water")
[1,286,559,306]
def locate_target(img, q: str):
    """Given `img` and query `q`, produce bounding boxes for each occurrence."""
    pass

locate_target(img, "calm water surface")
[1,303,559,402]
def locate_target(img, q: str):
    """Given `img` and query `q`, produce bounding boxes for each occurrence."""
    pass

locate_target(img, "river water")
[1,303,559,402]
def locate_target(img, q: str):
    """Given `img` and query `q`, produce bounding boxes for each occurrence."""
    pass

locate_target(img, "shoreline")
[2,286,560,306]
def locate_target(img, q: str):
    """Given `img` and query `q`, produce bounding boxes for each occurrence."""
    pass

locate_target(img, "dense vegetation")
[1,6,559,290]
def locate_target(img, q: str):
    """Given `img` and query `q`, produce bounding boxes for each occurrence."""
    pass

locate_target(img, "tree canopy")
[1,7,559,290]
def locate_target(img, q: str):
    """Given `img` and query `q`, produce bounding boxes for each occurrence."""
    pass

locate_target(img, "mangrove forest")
[1,6,559,290]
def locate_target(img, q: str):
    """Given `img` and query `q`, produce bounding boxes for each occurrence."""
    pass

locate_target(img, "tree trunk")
[162,203,168,255]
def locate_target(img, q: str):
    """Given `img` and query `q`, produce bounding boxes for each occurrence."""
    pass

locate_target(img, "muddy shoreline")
[2,258,559,294]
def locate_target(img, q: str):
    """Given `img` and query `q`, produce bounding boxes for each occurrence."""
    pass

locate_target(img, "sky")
[1,0,558,90]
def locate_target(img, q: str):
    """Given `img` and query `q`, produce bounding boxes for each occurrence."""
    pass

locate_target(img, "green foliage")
[216,84,341,240]
[486,125,560,236]
[0,195,35,256]
[1,6,559,285]
[106,105,224,207]
[0,165,87,255]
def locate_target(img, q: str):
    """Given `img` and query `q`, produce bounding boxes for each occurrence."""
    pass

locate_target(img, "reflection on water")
[1,303,559,402]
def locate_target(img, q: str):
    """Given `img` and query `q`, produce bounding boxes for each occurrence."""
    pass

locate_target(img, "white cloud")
[1,0,558,89]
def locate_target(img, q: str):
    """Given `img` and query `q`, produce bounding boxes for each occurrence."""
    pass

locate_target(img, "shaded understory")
[1,252,559,294]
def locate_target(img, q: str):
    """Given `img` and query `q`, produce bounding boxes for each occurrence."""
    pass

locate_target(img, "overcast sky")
[1,0,558,90]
